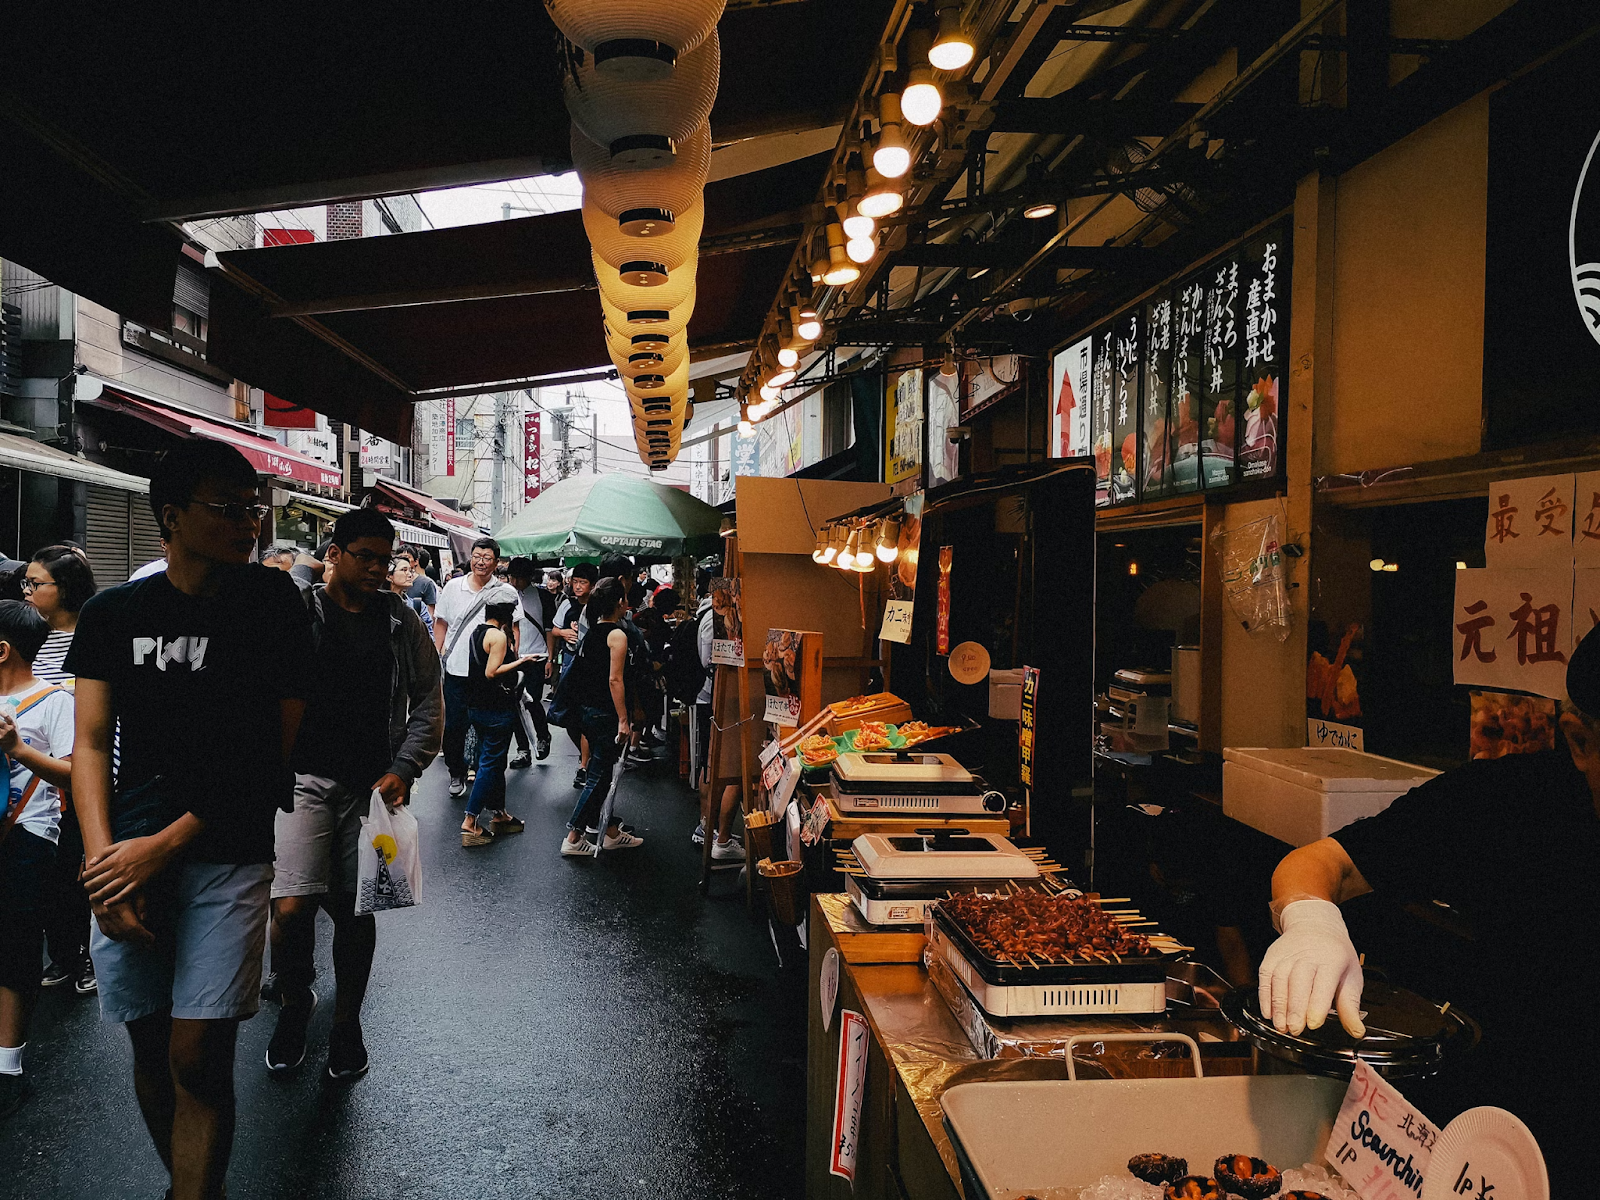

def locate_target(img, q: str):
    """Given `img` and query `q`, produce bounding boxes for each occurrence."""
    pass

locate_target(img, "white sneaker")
[712,835,745,862]
[560,835,596,857]
[602,828,645,850]
[690,822,706,846]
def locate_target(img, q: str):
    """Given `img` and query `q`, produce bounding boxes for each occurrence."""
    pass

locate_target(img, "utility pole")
[491,390,508,523]
[591,413,598,473]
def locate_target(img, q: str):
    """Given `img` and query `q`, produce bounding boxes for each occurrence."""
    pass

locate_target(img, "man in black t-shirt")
[1261,633,1600,1193]
[265,507,441,1081]
[69,439,315,1200]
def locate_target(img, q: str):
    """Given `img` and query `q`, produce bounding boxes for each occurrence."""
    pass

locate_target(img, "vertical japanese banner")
[1092,327,1114,507]
[1201,253,1242,489]
[1484,474,1574,568]
[1019,665,1039,835]
[1141,292,1174,499]
[936,546,953,655]
[885,367,924,485]
[829,1009,870,1186]
[445,398,456,477]
[1453,567,1574,699]
[1171,276,1206,495]
[1111,308,1141,505]
[524,412,541,502]
[1239,225,1290,481]
[1050,336,1093,460]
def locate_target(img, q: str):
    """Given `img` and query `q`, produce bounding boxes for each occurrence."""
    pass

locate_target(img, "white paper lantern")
[562,31,719,165]
[610,336,688,379]
[572,122,710,229]
[600,289,695,339]
[583,197,702,273]
[545,0,723,79]
[595,248,696,311]
[626,360,690,402]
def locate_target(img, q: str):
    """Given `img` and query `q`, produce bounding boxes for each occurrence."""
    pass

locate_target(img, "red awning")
[93,390,344,489]
[369,477,478,531]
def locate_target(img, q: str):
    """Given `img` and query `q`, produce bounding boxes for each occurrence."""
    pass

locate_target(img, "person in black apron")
[459,592,537,848]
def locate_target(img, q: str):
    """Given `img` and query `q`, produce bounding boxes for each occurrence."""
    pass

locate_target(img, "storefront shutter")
[130,497,164,574]
[84,484,131,587]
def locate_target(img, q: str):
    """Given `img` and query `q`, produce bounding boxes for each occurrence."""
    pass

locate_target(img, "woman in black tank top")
[561,579,643,855]
[461,593,536,846]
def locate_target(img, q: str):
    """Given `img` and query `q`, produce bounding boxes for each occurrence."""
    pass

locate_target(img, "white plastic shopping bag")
[355,792,421,915]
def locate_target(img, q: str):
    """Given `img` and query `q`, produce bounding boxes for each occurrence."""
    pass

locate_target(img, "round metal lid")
[1222,976,1479,1079]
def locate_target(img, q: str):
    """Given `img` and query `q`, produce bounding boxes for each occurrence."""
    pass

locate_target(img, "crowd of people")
[0,438,729,1200]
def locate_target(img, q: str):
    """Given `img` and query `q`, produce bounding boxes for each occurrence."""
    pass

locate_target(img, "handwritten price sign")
[830,1009,870,1185]
[1324,1061,1436,1199]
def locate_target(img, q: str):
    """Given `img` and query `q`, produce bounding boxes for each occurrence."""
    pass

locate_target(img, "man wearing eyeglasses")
[433,536,523,799]
[265,507,441,1080]
[64,438,315,1200]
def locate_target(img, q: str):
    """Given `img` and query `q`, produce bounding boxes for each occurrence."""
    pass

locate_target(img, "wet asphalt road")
[2,742,808,1200]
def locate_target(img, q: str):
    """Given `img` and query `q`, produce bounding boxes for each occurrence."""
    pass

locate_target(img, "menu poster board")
[1172,276,1206,494]
[1141,295,1174,498]
[1239,226,1290,481]
[885,367,924,486]
[708,577,744,666]
[1050,336,1093,459]
[763,628,821,727]
[1092,326,1114,507]
[1111,309,1140,505]
[1202,253,1242,489]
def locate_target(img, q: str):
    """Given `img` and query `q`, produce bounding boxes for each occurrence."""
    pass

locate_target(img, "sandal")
[461,824,494,847]
[490,812,525,835]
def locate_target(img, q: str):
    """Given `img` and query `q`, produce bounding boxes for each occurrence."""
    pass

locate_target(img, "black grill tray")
[930,903,1181,987]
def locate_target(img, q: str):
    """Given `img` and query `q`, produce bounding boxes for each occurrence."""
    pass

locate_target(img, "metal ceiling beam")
[988,97,1202,136]
[893,242,1154,270]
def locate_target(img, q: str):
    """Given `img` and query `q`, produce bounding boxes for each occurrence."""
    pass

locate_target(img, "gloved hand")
[1258,898,1366,1038]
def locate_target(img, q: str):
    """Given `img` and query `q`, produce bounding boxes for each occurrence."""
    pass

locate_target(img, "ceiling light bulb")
[875,516,901,562]
[767,366,796,387]
[798,316,822,340]
[842,207,875,241]
[846,235,876,264]
[940,347,957,377]
[1023,200,1058,220]
[858,169,904,218]
[836,536,856,570]
[823,228,860,285]
[901,34,942,127]
[738,419,753,435]
[777,346,799,368]
[759,384,779,403]
[930,4,975,72]
[810,254,829,283]
[813,529,836,564]
[873,93,911,179]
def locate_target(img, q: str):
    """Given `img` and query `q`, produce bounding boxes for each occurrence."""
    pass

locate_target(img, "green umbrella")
[493,473,724,560]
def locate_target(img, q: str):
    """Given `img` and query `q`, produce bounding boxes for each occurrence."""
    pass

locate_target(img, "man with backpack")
[0,600,75,1118]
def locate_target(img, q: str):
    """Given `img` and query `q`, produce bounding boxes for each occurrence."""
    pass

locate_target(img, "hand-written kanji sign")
[1573,471,1600,568]
[1453,568,1574,699]
[1323,1061,1436,1200]
[1484,475,1574,568]
[1019,666,1039,788]
[829,1009,869,1185]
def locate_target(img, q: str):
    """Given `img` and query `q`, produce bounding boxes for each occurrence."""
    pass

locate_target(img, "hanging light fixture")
[940,343,958,377]
[858,168,904,218]
[836,526,858,570]
[571,123,710,228]
[929,1,976,72]
[822,224,860,286]
[595,249,697,311]
[875,515,902,562]
[812,526,835,564]
[561,32,720,165]
[872,93,912,179]
[1022,155,1057,219]
[795,304,822,342]
[851,529,876,572]
[600,290,696,338]
[545,0,724,80]
[841,154,875,239]
[900,30,943,126]
[583,199,702,273]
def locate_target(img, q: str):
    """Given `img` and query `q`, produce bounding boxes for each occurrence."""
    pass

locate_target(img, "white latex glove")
[1258,898,1366,1039]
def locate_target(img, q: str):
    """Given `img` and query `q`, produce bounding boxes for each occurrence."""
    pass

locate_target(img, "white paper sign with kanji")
[1453,568,1574,700]
[1483,475,1574,569]
[1573,471,1600,568]
[1323,1060,1437,1199]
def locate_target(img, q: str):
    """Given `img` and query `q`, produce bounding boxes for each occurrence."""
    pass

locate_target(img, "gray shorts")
[91,860,273,1024]
[272,774,367,898]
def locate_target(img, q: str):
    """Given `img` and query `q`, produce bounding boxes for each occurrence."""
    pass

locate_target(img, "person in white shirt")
[0,600,76,1118]
[433,537,522,797]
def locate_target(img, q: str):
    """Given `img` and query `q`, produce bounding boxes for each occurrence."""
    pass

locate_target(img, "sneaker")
[326,1021,369,1081]
[602,828,645,851]
[461,824,494,848]
[690,822,706,846]
[74,960,98,995]
[448,775,468,798]
[509,753,532,770]
[572,767,587,790]
[0,1073,30,1121]
[265,988,318,1072]
[586,823,634,837]
[560,835,596,857]
[712,835,745,862]
[40,961,75,989]
[536,735,552,760]
[490,812,524,835]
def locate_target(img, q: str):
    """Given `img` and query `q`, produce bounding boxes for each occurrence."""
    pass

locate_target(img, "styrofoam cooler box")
[1223,746,1440,846]
[988,668,1024,719]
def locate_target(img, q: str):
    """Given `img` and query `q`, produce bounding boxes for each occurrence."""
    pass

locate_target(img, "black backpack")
[665,613,708,703]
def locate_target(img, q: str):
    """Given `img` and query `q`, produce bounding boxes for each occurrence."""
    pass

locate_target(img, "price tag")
[879,599,914,644]
[761,751,786,793]
[820,946,840,1032]
[1324,1061,1436,1199]
[830,1009,870,1185]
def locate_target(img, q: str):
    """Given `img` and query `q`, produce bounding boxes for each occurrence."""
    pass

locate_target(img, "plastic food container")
[1222,747,1439,846]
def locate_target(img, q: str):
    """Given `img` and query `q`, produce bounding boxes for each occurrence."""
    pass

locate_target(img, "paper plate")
[948,641,991,685]
[1421,1107,1547,1200]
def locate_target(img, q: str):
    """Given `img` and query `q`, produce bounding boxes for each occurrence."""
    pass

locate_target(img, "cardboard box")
[825,692,913,736]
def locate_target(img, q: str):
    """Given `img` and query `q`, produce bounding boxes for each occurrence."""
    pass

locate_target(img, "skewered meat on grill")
[940,892,1153,962]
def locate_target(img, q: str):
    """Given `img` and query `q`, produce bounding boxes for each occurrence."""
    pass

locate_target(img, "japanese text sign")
[1453,568,1573,700]
[1324,1060,1436,1199]
[1019,665,1039,788]
[524,413,541,502]
[936,546,953,655]
[1574,470,1600,568]
[830,1009,870,1186]
[1484,475,1574,569]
